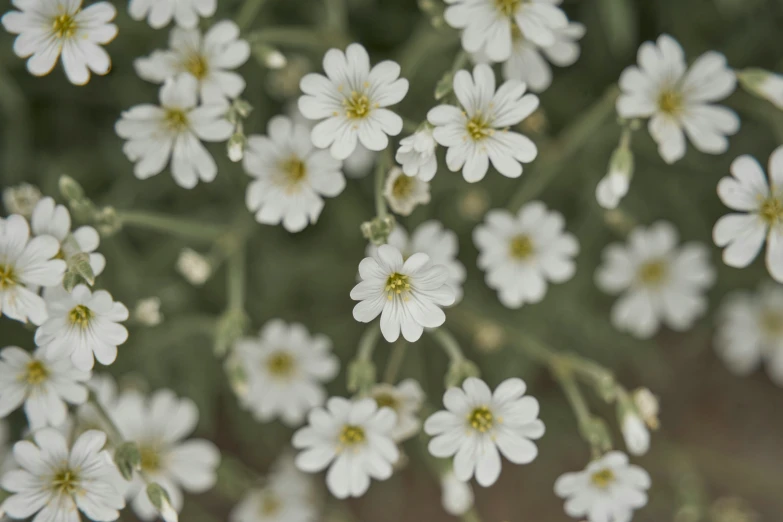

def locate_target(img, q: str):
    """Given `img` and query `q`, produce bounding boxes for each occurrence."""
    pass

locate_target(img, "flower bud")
[176,248,211,286]
[114,441,141,481]
[133,297,163,327]
[253,43,287,69]
[632,387,660,430]
[445,359,480,388]
[2,183,41,218]
[347,359,376,394]
[596,146,633,210]
[737,68,783,110]
[227,132,246,162]
[146,483,177,522]
[361,215,396,246]
[440,470,474,516]
[58,175,85,203]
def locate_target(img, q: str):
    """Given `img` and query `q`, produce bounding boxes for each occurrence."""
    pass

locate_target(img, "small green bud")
[69,252,95,286]
[146,483,177,522]
[347,359,376,394]
[227,132,246,163]
[113,442,141,481]
[360,215,396,246]
[58,175,84,202]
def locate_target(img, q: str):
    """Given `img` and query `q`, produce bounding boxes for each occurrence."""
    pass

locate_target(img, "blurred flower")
[458,188,491,221]
[176,248,211,286]
[444,0,568,62]
[715,283,783,386]
[425,377,544,487]
[135,21,251,104]
[292,397,399,499]
[2,183,41,218]
[343,143,378,178]
[473,202,579,309]
[134,297,163,326]
[115,75,234,189]
[233,319,339,427]
[1,0,118,85]
[617,34,739,164]
[710,497,759,522]
[351,244,455,342]
[268,55,311,99]
[31,197,106,278]
[737,68,783,110]
[111,388,221,520]
[632,388,660,430]
[713,148,783,282]
[298,43,409,160]
[384,167,431,216]
[596,146,633,210]
[596,221,715,338]
[0,345,89,429]
[554,451,650,522]
[428,64,539,182]
[621,411,650,456]
[1,429,125,522]
[473,320,506,353]
[369,379,425,442]
[243,116,346,232]
[440,470,474,516]
[35,284,129,371]
[396,128,438,181]
[0,215,66,325]
[368,220,467,303]
[128,0,216,29]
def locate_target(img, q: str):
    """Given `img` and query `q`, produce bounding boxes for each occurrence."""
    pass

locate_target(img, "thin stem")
[551,361,602,457]
[117,210,224,241]
[358,322,382,362]
[429,327,465,363]
[508,84,621,211]
[88,390,124,444]
[235,0,267,31]
[374,149,391,220]
[226,248,246,313]
[383,341,408,383]
[323,0,348,34]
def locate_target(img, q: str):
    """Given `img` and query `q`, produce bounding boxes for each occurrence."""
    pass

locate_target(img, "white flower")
[554,451,651,522]
[713,148,783,282]
[128,0,216,29]
[500,22,585,93]
[2,183,41,218]
[395,128,438,181]
[292,397,399,499]
[440,470,475,516]
[234,319,339,427]
[1,215,66,325]
[368,220,467,303]
[298,43,409,160]
[115,75,234,189]
[617,34,739,164]
[243,116,346,232]
[596,221,715,339]
[473,203,578,309]
[1,428,125,522]
[621,412,650,456]
[425,377,544,487]
[715,283,783,386]
[351,244,455,342]
[2,0,118,85]
[444,0,568,62]
[176,248,211,285]
[231,487,316,522]
[31,197,106,278]
[135,21,251,104]
[111,388,220,521]
[369,379,424,442]
[428,64,539,182]
[35,285,129,371]
[0,346,89,429]
[133,297,163,326]
[384,167,431,216]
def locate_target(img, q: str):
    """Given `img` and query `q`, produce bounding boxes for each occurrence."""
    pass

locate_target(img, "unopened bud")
[146,483,178,522]
[472,320,505,353]
[68,252,95,286]
[737,68,783,110]
[58,175,85,203]
[227,133,246,162]
[114,442,141,481]
[2,183,41,218]
[254,43,287,70]
[596,146,633,210]
[176,248,211,286]
[445,359,480,388]
[632,387,660,430]
[347,359,376,394]
[133,297,163,327]
[233,99,253,119]
[361,215,396,246]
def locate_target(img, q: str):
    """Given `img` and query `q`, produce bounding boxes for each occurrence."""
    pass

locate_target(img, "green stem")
[383,341,408,383]
[227,248,246,313]
[430,327,465,363]
[323,0,348,34]
[507,84,621,211]
[374,149,391,220]
[551,361,603,457]
[88,390,124,445]
[358,322,382,361]
[117,210,224,241]
[235,0,267,30]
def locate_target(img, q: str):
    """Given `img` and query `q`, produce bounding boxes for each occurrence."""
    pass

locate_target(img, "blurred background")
[1,0,782,520]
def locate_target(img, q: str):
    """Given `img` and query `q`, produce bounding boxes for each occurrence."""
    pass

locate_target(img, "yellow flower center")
[590,468,616,489]
[495,0,522,17]
[25,360,49,385]
[339,425,366,446]
[266,351,295,377]
[52,13,77,39]
[164,109,189,131]
[280,157,308,186]
[385,272,411,299]
[509,234,534,260]
[468,406,494,432]
[466,114,494,142]
[373,392,398,410]
[260,493,281,516]
[0,264,17,290]
[657,90,683,115]
[343,91,371,119]
[759,196,783,226]
[637,260,667,286]
[52,468,80,495]
[68,305,93,328]
[391,174,414,199]
[185,55,209,79]
[139,444,161,472]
